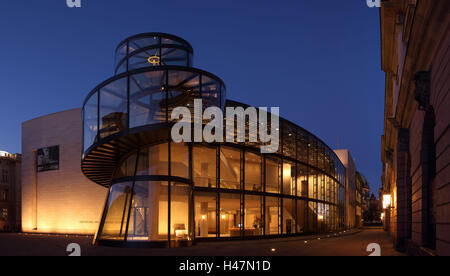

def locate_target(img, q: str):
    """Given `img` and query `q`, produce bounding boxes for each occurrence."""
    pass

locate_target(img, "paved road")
[0,227,405,256]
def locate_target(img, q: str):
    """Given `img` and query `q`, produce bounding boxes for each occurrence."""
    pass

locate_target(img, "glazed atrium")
[81,33,346,247]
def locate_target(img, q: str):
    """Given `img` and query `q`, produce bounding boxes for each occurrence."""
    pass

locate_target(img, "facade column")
[395,128,411,251]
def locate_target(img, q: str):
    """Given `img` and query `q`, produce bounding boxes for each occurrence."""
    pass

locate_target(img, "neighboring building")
[380,0,450,255]
[0,151,21,232]
[334,149,356,230]
[21,109,107,235]
[368,194,381,224]
[358,172,371,223]
[355,171,366,227]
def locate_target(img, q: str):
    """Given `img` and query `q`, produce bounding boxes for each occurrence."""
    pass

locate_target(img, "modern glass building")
[81,33,346,247]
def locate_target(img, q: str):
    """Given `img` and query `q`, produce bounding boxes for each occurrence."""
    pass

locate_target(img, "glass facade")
[82,33,345,247]
[95,142,344,245]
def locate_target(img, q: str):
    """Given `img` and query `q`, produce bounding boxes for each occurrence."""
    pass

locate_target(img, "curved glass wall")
[82,68,226,153]
[96,141,345,245]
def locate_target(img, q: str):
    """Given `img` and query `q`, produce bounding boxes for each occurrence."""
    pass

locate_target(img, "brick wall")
[431,30,450,255]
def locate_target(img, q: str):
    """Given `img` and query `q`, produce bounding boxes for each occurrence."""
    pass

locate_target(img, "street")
[0,227,405,256]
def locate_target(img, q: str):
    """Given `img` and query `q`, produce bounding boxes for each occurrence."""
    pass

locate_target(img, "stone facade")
[0,151,21,232]
[21,108,107,235]
[334,149,356,229]
[380,0,449,255]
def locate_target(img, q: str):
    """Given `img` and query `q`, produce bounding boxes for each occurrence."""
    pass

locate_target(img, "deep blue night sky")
[0,0,384,195]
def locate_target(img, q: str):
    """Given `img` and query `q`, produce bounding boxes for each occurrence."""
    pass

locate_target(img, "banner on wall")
[37,146,59,172]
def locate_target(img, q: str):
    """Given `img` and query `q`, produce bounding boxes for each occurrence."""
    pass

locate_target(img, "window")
[194,192,217,238]
[127,181,168,241]
[129,71,166,128]
[170,182,190,241]
[266,157,281,193]
[136,143,169,176]
[245,152,262,192]
[100,182,133,240]
[244,195,263,236]
[171,142,189,178]
[283,198,296,234]
[266,197,280,235]
[193,146,216,188]
[99,78,128,139]
[0,208,7,220]
[220,193,241,237]
[220,147,241,190]
[282,161,296,195]
[2,170,8,183]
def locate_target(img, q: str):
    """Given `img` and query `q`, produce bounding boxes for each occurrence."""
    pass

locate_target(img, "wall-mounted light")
[221,214,227,220]
[383,194,392,209]
[318,215,324,221]
[201,215,206,220]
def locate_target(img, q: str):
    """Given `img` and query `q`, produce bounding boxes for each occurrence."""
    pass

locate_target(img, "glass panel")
[245,152,262,192]
[167,70,200,122]
[265,197,280,235]
[296,200,306,234]
[283,198,295,234]
[296,130,308,164]
[83,92,98,152]
[282,160,295,195]
[171,142,189,178]
[129,37,159,54]
[171,182,190,241]
[307,201,317,233]
[100,182,133,240]
[309,137,318,168]
[282,123,296,159]
[161,37,184,46]
[99,78,128,139]
[114,153,137,179]
[266,156,281,193]
[127,181,168,241]
[244,195,263,236]
[220,147,241,190]
[194,192,217,238]
[202,75,220,108]
[137,143,169,176]
[130,48,160,71]
[318,171,325,201]
[162,48,188,66]
[309,168,319,200]
[130,70,167,128]
[296,164,308,198]
[193,146,216,188]
[220,193,241,237]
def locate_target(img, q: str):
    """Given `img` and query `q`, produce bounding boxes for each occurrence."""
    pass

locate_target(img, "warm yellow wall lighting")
[383,194,392,209]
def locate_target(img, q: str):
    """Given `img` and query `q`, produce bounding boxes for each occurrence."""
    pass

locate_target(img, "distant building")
[335,149,356,229]
[380,0,449,255]
[0,151,21,232]
[357,171,371,226]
